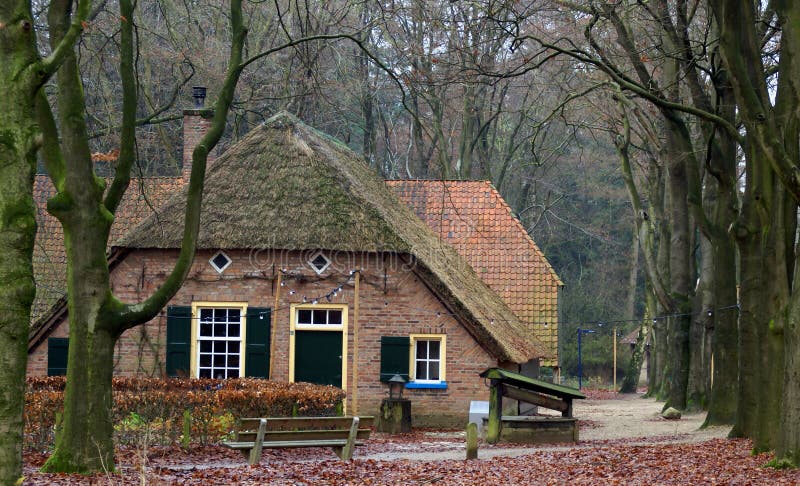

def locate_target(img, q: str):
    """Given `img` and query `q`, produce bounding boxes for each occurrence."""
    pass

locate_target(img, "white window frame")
[307,251,331,275]
[209,250,232,273]
[294,305,346,331]
[190,301,248,379]
[409,334,446,383]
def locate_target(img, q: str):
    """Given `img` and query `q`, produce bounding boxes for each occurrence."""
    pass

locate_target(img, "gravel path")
[136,393,733,470]
[359,393,732,461]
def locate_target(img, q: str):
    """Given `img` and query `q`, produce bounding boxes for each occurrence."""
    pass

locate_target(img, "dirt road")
[360,393,731,461]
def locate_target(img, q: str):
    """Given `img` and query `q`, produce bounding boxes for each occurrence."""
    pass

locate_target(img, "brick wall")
[182,109,215,183]
[29,248,505,426]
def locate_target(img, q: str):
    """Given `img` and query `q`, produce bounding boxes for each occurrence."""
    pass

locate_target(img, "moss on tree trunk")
[0,0,88,481]
[0,96,37,486]
[38,0,246,473]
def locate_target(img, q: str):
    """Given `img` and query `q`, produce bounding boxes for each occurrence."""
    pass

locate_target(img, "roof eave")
[28,247,131,351]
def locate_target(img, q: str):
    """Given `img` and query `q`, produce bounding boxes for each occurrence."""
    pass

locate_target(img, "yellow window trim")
[288,303,348,390]
[409,334,446,382]
[190,301,248,379]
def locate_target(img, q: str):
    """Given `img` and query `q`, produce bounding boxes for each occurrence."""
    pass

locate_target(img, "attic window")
[308,252,330,274]
[209,251,232,273]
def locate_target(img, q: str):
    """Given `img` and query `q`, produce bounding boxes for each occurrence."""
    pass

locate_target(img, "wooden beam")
[352,271,360,414]
[501,384,569,413]
[487,379,502,444]
[269,272,281,380]
[613,326,617,390]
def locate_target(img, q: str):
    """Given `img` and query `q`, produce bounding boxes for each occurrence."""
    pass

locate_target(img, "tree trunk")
[730,145,787,453]
[43,216,115,472]
[644,288,658,397]
[702,223,738,425]
[731,208,762,440]
[663,125,692,411]
[40,0,247,473]
[0,65,38,486]
[0,0,88,481]
[686,232,711,411]
[619,321,648,394]
[703,61,739,426]
[619,228,642,393]
[781,286,800,466]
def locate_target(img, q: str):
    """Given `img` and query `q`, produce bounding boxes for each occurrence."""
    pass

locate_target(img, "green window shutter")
[380,336,410,382]
[245,307,271,378]
[166,306,192,377]
[47,338,69,376]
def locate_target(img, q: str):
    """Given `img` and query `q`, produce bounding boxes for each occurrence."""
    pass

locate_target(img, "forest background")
[65,0,639,383]
[11,0,800,477]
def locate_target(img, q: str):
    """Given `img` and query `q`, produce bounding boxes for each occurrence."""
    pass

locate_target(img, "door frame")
[288,303,348,390]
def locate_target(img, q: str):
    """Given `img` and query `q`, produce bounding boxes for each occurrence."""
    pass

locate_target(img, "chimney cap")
[192,86,207,108]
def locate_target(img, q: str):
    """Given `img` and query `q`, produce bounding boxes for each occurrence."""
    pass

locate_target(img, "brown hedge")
[25,377,345,450]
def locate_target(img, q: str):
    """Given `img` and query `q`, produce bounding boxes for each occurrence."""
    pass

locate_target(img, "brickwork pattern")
[28,249,496,424]
[389,180,562,366]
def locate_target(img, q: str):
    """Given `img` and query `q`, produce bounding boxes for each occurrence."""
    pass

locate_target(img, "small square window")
[209,251,232,273]
[328,310,342,325]
[308,252,330,274]
[298,309,312,324]
[411,335,445,383]
[312,309,327,324]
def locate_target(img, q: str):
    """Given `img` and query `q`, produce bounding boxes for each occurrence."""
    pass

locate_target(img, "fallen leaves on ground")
[23,437,800,485]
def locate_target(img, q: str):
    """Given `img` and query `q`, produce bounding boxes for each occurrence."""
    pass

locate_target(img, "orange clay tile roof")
[31,175,184,324]
[388,180,562,365]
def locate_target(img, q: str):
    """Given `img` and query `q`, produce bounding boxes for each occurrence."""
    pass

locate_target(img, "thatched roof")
[118,112,550,363]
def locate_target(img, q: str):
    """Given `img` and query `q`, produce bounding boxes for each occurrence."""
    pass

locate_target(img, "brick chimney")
[182,86,214,183]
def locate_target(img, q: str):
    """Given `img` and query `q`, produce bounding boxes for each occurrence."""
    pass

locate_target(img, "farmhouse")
[28,108,561,425]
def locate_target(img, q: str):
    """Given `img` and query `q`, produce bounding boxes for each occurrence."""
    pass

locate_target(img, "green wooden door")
[294,331,343,387]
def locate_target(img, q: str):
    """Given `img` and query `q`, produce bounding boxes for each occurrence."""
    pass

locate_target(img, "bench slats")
[239,416,374,431]
[224,415,371,465]
[238,429,371,442]
[222,439,366,449]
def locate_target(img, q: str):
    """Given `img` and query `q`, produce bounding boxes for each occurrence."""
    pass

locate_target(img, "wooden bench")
[222,416,374,465]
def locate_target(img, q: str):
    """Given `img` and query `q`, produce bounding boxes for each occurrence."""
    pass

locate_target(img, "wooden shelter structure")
[479,368,585,444]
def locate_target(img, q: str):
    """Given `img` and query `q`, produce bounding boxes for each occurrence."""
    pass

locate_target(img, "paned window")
[197,307,241,378]
[296,308,343,327]
[167,304,270,379]
[411,335,446,383]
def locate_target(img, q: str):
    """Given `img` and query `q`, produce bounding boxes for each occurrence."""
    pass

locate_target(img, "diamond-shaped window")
[308,252,330,274]
[209,251,232,273]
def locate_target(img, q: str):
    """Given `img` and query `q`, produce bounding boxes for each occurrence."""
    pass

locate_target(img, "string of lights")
[278,268,360,305]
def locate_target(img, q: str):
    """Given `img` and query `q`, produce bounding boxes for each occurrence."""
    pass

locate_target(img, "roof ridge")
[109,116,549,362]
[385,179,491,184]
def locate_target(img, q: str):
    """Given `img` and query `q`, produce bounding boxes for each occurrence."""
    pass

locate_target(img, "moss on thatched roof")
[117,112,549,363]
[118,115,406,251]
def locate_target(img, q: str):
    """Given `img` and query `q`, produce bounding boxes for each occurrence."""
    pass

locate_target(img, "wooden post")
[466,422,478,459]
[269,272,281,380]
[613,326,617,390]
[337,416,360,460]
[486,380,502,444]
[248,418,266,466]
[352,272,360,414]
[182,409,191,449]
